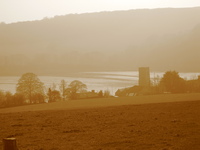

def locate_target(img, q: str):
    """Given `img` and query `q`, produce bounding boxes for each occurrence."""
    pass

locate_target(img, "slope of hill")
[141,24,200,71]
[0,7,200,75]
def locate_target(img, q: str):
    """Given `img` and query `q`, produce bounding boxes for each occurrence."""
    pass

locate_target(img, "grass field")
[1,93,200,150]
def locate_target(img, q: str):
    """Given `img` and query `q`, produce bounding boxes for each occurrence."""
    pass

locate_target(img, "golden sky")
[1,0,200,23]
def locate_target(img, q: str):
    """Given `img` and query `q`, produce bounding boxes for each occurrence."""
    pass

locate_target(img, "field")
[1,93,200,150]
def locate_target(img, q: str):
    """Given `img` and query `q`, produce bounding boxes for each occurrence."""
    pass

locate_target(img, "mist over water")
[1,8,200,95]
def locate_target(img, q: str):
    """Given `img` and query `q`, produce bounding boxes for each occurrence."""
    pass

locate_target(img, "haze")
[1,7,200,75]
[1,0,200,23]
[1,1,200,75]
[1,2,200,149]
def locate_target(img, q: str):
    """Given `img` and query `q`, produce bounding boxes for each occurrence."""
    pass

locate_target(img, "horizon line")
[1,6,200,25]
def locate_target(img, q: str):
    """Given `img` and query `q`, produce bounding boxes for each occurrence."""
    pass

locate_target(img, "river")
[0,71,199,95]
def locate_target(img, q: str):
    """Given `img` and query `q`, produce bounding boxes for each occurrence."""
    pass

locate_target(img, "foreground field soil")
[1,94,200,150]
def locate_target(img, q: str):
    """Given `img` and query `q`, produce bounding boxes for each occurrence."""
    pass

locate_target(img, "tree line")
[0,73,109,108]
[1,71,199,108]
[116,71,200,97]
[156,71,200,94]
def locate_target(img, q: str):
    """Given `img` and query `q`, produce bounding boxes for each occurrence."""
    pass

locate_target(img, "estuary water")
[0,71,199,95]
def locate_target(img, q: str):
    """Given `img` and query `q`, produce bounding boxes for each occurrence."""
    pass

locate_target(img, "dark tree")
[68,80,87,99]
[13,93,26,105]
[186,78,200,93]
[98,90,103,97]
[4,91,13,106]
[50,90,61,102]
[64,88,72,100]
[104,90,111,98]
[16,73,44,103]
[0,91,26,107]
[32,93,45,103]
[47,88,52,102]
[0,90,5,107]
[159,71,186,93]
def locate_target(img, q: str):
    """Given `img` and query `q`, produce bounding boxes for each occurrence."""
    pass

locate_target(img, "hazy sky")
[1,0,200,23]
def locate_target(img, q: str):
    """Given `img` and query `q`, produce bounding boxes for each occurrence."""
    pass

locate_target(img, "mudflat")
[0,94,200,150]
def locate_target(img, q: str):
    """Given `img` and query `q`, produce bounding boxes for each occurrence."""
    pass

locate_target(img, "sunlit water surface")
[0,71,199,95]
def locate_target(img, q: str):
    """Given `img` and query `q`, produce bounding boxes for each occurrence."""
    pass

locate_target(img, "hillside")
[0,7,200,75]
[137,24,200,71]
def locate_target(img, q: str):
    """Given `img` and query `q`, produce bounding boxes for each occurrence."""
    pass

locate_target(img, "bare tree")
[104,90,111,98]
[59,79,67,100]
[68,80,87,100]
[51,83,57,91]
[16,73,44,103]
